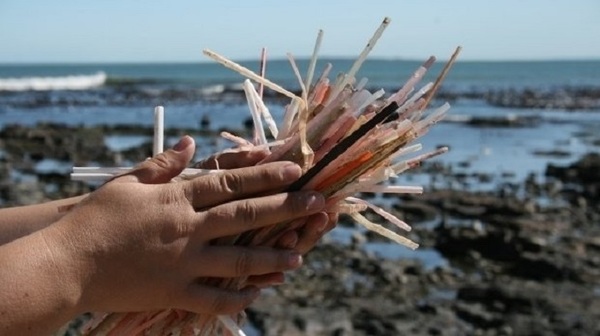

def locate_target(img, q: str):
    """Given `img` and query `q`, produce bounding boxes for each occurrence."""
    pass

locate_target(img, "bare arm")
[0,195,87,245]
[0,229,81,335]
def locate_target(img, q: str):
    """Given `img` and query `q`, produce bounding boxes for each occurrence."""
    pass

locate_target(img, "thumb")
[116,135,196,184]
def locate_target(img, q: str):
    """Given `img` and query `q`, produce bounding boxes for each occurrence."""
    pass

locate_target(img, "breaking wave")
[0,72,107,91]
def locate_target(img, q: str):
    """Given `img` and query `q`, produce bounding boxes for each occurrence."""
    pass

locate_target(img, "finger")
[327,212,339,231]
[194,148,270,169]
[115,136,195,184]
[179,284,260,315]
[247,217,304,247]
[274,230,299,249]
[246,272,285,288]
[260,222,302,248]
[184,162,302,209]
[199,191,325,238]
[294,212,330,254]
[193,246,302,278]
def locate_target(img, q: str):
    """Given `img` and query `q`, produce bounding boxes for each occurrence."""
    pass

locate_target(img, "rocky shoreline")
[247,153,600,335]
[1,124,599,335]
[2,85,600,111]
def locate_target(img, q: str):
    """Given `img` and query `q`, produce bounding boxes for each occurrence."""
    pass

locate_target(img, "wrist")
[38,221,87,317]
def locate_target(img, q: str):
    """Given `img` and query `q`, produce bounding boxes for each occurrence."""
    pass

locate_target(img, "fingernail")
[305,192,325,211]
[173,136,192,151]
[288,252,303,268]
[282,163,302,180]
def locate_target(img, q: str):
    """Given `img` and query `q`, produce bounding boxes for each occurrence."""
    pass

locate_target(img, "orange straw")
[315,151,373,191]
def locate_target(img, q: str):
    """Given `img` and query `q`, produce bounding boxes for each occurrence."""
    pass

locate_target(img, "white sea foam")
[0,72,106,91]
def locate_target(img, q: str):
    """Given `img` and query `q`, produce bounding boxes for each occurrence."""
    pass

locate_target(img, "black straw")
[287,101,399,191]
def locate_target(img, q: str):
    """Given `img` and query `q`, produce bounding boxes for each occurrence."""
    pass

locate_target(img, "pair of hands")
[45,135,335,317]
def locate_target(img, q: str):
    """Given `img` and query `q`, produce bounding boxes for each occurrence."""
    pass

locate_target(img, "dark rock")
[454,302,504,329]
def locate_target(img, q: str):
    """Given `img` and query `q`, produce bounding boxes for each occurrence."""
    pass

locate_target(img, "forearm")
[0,228,82,335]
[0,195,87,245]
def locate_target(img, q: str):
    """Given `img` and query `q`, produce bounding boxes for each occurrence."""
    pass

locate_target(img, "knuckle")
[165,215,193,241]
[207,206,231,223]
[219,172,245,194]
[158,185,183,205]
[152,152,172,170]
[238,200,259,224]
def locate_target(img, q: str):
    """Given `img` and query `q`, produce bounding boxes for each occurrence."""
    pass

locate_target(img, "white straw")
[218,315,247,336]
[388,143,423,162]
[350,212,418,250]
[357,185,424,194]
[203,49,299,100]
[258,47,267,98]
[242,80,267,145]
[249,85,279,139]
[355,88,385,116]
[327,17,391,104]
[153,106,164,156]
[71,167,217,182]
[305,29,324,98]
[346,197,412,232]
[286,52,307,102]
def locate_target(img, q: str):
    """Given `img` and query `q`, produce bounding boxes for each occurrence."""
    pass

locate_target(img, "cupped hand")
[193,144,339,287]
[194,143,338,288]
[195,146,339,254]
[43,136,325,316]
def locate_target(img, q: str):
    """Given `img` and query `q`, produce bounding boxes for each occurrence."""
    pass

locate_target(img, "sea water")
[2,60,600,193]
[1,59,600,268]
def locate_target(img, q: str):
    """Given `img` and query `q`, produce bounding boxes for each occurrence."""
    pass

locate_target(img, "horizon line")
[1,56,599,66]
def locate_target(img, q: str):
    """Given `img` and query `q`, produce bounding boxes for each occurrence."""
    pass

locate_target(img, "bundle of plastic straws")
[80,17,461,336]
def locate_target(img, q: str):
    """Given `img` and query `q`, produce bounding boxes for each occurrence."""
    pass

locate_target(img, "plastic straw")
[153,106,164,156]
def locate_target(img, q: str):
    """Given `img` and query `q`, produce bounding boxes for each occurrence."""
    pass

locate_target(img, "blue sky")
[1,0,599,63]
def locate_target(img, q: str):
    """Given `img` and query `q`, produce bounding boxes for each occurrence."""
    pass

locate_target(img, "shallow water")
[326,226,448,271]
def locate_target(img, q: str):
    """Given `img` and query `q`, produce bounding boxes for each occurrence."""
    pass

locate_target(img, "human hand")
[42,136,326,316]
[193,144,338,287]
[194,145,339,252]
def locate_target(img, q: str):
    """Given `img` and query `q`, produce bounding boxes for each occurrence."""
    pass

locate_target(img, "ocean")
[1,59,600,188]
